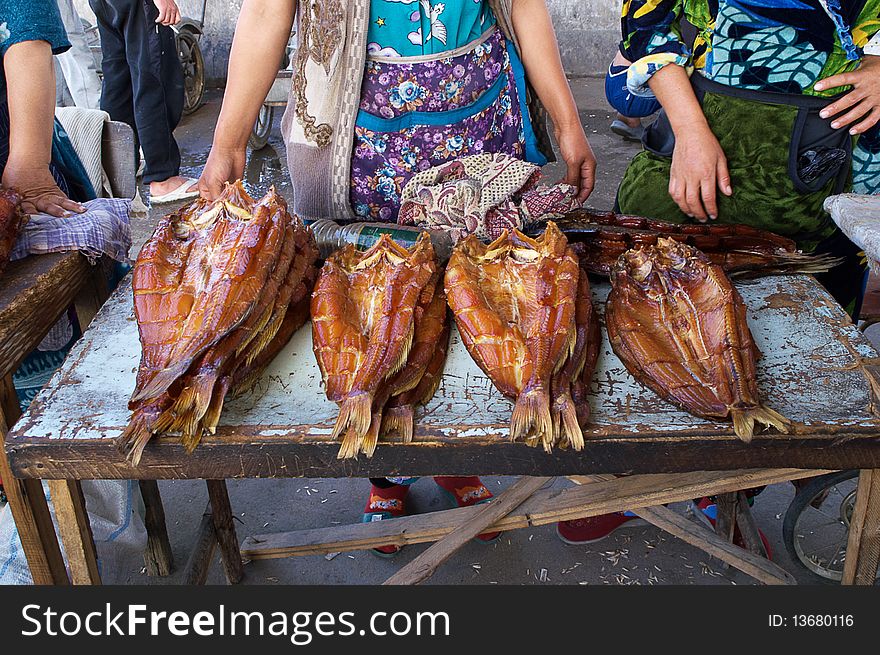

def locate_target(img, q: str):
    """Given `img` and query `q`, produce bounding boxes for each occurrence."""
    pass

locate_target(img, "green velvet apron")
[616,76,865,316]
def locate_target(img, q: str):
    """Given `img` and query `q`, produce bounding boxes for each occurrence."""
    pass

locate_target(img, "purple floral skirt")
[350,29,534,222]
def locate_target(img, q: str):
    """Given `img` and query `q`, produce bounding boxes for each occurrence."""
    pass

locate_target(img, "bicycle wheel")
[178,30,205,116]
[782,470,860,582]
[249,105,275,150]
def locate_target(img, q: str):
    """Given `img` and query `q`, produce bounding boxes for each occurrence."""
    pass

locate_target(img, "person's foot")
[434,476,501,543]
[149,176,200,204]
[693,497,773,559]
[610,117,644,142]
[556,512,646,545]
[362,483,410,557]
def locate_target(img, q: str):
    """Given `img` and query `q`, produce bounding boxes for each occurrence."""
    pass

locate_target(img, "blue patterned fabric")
[367,0,495,57]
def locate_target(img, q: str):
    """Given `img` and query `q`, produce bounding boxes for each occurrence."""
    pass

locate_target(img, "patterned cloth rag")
[398,153,580,242]
[9,197,132,265]
[824,193,880,272]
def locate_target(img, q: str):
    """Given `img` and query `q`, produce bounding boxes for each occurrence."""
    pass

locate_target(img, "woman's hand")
[2,166,85,217]
[668,125,732,222]
[816,55,880,135]
[198,147,247,200]
[555,124,596,202]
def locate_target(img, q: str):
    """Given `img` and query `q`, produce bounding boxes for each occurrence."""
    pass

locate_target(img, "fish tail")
[382,405,414,443]
[171,374,217,431]
[360,410,383,458]
[731,405,792,443]
[203,378,231,434]
[117,411,153,466]
[180,421,205,454]
[511,386,554,453]
[554,393,585,452]
[334,393,373,459]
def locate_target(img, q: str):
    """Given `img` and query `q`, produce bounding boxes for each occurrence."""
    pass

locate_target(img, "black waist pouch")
[641,73,852,195]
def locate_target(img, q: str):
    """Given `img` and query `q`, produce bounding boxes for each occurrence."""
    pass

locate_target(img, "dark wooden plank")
[842,469,880,585]
[183,507,217,586]
[241,469,825,559]
[206,480,243,584]
[0,376,68,584]
[569,474,794,584]
[735,490,770,558]
[383,476,550,586]
[0,253,92,380]
[7,434,880,480]
[139,480,174,577]
[46,479,101,585]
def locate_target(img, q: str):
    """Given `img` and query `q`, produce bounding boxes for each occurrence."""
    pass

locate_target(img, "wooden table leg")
[182,505,217,585]
[0,375,68,584]
[842,469,880,585]
[735,491,770,559]
[139,480,174,576]
[206,480,243,584]
[46,479,101,585]
[73,259,111,329]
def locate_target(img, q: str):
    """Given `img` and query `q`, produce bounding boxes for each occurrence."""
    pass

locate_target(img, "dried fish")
[312,233,437,458]
[0,186,23,277]
[445,222,582,452]
[120,182,317,463]
[607,238,791,441]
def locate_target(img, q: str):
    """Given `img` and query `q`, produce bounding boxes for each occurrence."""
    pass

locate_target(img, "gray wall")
[73,0,618,82]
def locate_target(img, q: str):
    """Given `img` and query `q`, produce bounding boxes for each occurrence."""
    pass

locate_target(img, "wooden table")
[0,252,110,585]
[6,274,880,585]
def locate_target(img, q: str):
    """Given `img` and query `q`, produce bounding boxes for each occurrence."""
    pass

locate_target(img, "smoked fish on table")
[545,209,840,278]
[445,222,595,452]
[606,237,791,442]
[311,232,439,459]
[120,181,318,464]
[0,186,23,277]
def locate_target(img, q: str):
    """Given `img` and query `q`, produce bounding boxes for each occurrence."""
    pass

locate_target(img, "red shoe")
[363,483,410,557]
[556,512,645,545]
[434,476,501,543]
[694,497,773,559]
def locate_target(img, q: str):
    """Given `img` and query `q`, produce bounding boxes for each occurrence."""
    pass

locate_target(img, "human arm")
[1,40,85,216]
[815,55,880,135]
[153,0,182,26]
[647,64,731,222]
[198,0,297,199]
[510,0,595,201]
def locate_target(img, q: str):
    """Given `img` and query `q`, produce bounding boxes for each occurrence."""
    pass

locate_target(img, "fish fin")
[160,374,216,433]
[555,393,585,451]
[334,393,373,459]
[360,409,382,458]
[383,405,414,443]
[180,421,204,454]
[203,377,231,433]
[245,312,285,367]
[385,321,415,380]
[511,386,554,453]
[117,412,154,466]
[730,405,791,443]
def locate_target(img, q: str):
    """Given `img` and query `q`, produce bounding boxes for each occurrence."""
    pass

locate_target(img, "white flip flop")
[149,177,200,205]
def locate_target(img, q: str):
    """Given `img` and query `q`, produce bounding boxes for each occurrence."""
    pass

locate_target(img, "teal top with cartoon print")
[368,0,496,57]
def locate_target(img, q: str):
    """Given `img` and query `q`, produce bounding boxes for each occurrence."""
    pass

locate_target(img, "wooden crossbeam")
[383,477,551,586]
[241,468,827,560]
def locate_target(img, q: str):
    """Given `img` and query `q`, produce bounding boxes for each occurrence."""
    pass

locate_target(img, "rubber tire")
[249,105,275,150]
[178,30,205,116]
[782,470,859,582]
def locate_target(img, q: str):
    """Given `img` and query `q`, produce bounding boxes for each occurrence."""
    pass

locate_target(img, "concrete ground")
[111,80,846,586]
